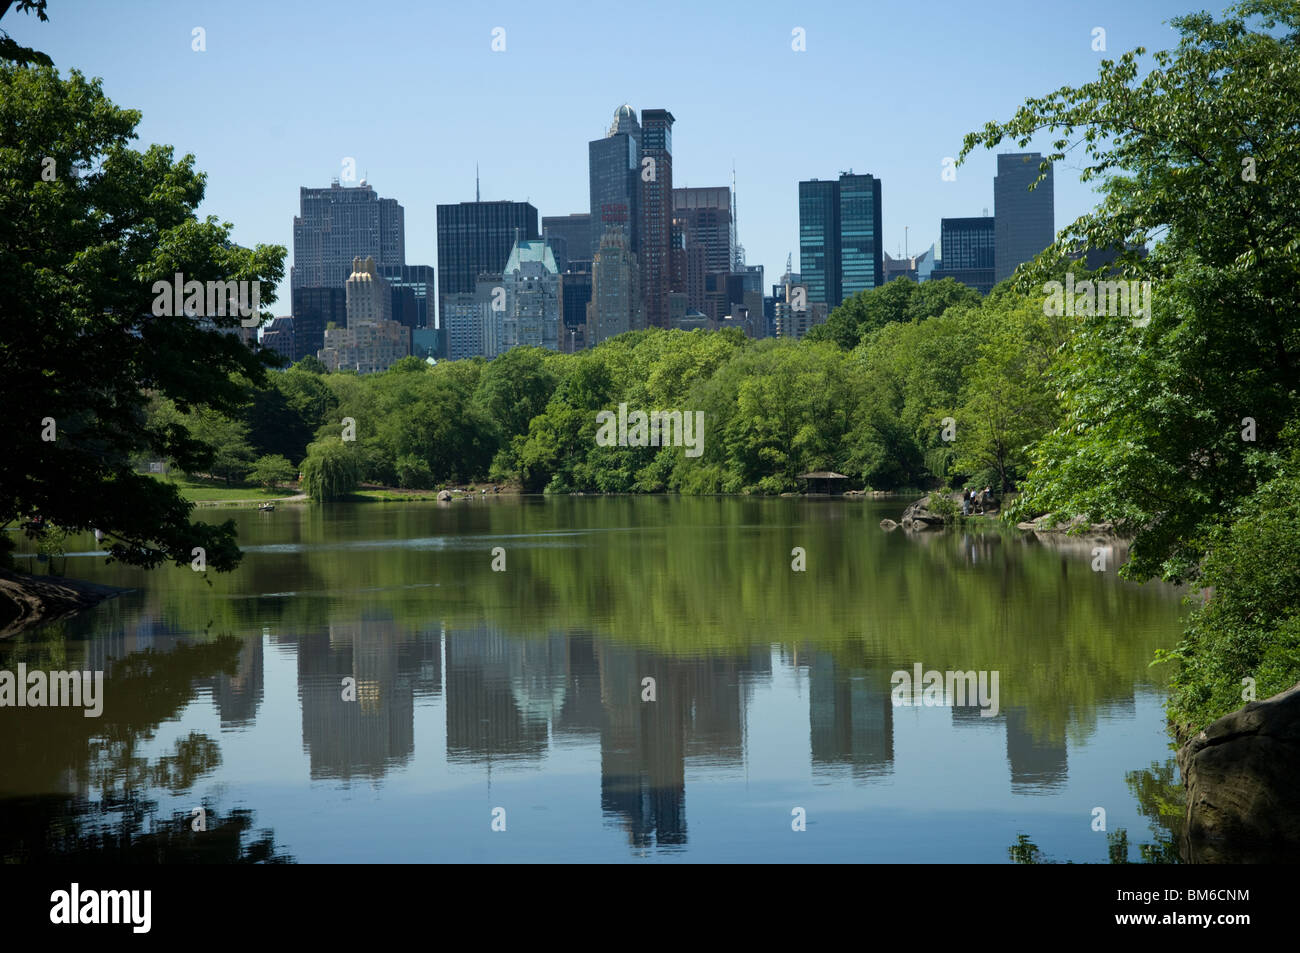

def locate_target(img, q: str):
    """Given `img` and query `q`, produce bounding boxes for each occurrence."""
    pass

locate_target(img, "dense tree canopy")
[959,0,1300,583]
[0,62,286,571]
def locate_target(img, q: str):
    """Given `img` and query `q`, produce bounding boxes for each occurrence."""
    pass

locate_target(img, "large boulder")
[900,494,950,531]
[1177,681,1300,862]
[436,489,453,502]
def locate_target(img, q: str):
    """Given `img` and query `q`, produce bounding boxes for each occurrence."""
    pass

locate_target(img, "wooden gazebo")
[796,471,849,495]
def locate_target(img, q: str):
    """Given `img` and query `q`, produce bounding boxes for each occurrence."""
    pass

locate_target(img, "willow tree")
[959,0,1300,582]
[300,441,361,502]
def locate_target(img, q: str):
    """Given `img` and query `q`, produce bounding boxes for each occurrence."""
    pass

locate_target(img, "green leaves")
[1,63,286,570]
[963,0,1300,583]
[300,440,360,502]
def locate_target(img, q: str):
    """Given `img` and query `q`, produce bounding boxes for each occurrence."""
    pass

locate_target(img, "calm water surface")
[1,497,1188,863]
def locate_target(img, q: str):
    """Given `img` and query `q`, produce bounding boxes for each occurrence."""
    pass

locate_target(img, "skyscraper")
[501,238,561,352]
[798,172,884,309]
[436,199,539,319]
[260,316,295,364]
[442,292,485,361]
[289,286,345,362]
[588,105,641,259]
[838,173,884,298]
[994,152,1054,283]
[319,256,408,373]
[559,268,592,353]
[291,181,405,295]
[543,213,593,273]
[588,226,640,346]
[377,264,435,330]
[931,217,996,294]
[798,179,840,309]
[671,187,734,277]
[345,256,392,326]
[638,109,675,329]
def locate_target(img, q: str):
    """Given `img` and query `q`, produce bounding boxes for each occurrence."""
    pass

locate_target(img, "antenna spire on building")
[476,164,480,202]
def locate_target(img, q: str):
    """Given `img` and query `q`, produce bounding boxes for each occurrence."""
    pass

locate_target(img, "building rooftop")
[504,240,558,274]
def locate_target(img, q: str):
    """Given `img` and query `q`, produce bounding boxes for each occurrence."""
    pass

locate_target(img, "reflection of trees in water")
[0,631,292,863]
[79,500,1185,766]
[1008,758,1186,864]
[1,795,292,864]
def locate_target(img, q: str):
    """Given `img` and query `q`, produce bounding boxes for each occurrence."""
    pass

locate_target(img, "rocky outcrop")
[893,492,1005,531]
[0,569,125,639]
[898,494,945,531]
[1016,514,1117,535]
[1177,681,1300,863]
[436,489,453,502]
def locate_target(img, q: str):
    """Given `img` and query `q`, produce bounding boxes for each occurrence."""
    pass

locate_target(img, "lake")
[0,497,1188,863]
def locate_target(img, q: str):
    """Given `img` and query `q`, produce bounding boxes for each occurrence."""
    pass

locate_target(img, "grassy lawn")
[351,488,447,502]
[151,474,294,503]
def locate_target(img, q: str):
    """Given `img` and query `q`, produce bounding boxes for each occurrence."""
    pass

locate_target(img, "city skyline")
[11,0,1196,317]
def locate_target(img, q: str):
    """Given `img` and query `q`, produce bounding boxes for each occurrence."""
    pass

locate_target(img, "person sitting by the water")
[983,485,995,512]
[974,488,986,514]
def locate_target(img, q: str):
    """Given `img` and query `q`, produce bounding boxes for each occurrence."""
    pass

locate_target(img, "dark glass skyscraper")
[435,200,539,321]
[932,217,996,294]
[588,106,641,259]
[799,172,883,309]
[798,179,839,308]
[377,264,435,329]
[559,269,592,353]
[542,213,593,272]
[291,181,405,296]
[289,286,345,362]
[838,173,884,298]
[638,109,675,329]
[994,153,1054,283]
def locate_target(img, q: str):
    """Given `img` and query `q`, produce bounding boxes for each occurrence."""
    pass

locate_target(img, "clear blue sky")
[12,0,1205,314]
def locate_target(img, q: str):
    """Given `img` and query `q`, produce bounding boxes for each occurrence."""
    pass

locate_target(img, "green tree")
[186,409,254,484]
[300,440,360,502]
[1161,458,1300,732]
[808,277,981,350]
[0,63,285,571]
[248,454,296,490]
[395,453,433,489]
[952,300,1065,493]
[960,0,1300,582]
[472,346,560,443]
[0,1,50,66]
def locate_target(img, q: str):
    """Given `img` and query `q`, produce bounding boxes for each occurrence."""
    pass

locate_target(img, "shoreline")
[0,569,128,640]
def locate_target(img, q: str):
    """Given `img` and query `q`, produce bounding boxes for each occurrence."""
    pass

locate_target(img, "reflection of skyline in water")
[145,617,1101,837]
[3,601,1156,858]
